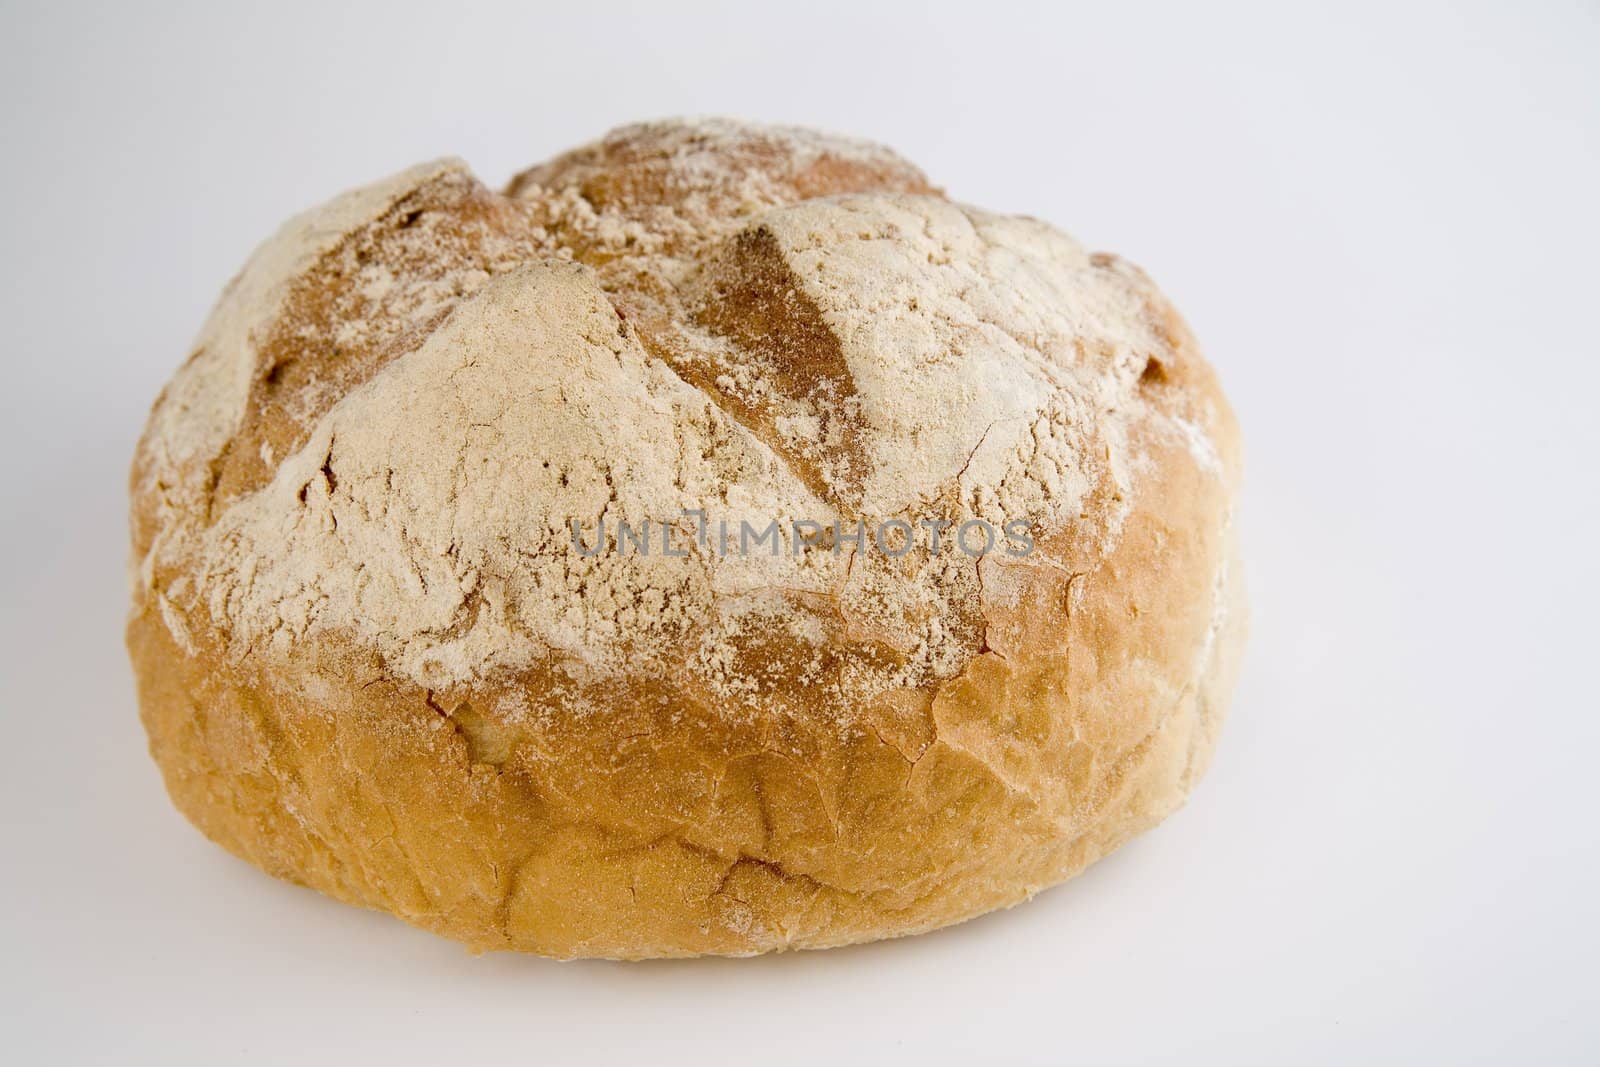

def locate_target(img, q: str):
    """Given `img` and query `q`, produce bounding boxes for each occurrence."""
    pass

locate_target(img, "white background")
[2,1,1596,1063]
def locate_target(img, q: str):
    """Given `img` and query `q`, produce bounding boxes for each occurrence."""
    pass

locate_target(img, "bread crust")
[128,120,1245,958]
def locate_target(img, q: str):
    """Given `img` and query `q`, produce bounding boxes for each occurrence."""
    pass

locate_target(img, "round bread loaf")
[128,119,1245,959]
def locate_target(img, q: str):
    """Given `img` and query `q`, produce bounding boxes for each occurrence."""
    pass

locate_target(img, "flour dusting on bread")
[132,119,1229,706]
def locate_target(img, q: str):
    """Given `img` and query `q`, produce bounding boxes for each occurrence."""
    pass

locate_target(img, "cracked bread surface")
[127,118,1245,958]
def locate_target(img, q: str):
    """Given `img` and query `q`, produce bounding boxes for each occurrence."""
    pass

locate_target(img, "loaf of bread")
[127,119,1245,958]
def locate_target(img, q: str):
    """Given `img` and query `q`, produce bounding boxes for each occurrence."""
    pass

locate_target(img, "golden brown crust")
[128,119,1245,958]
